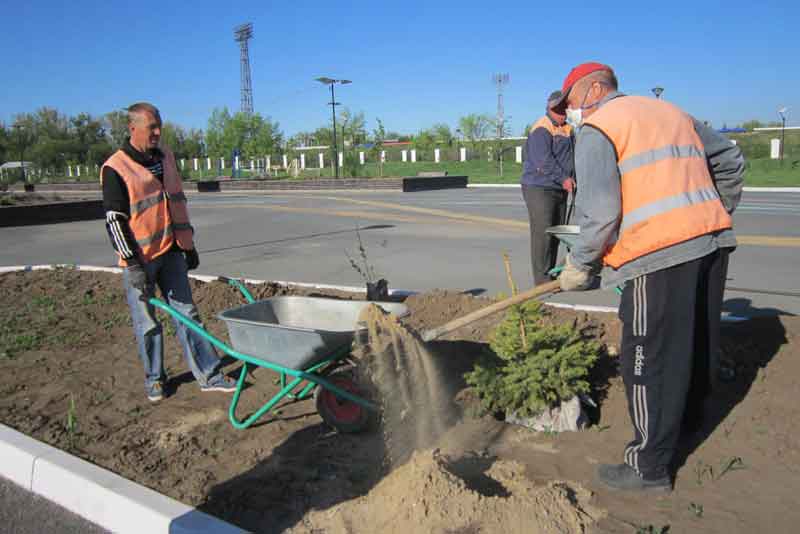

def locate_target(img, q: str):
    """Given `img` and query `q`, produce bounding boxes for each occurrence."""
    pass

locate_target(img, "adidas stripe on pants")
[618,248,729,479]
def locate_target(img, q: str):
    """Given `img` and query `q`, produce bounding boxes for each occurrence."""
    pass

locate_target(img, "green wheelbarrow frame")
[145,277,377,430]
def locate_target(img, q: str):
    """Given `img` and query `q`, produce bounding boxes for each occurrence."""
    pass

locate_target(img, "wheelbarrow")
[143,277,408,432]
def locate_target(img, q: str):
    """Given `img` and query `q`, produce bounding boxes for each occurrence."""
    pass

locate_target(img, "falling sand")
[354,304,459,466]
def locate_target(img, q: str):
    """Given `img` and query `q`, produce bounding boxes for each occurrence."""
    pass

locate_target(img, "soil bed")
[1,269,798,533]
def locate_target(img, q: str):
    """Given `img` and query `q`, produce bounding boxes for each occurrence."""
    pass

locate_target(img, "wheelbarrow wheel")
[315,368,373,434]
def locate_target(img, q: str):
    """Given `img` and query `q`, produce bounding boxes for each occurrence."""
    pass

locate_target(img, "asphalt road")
[0,476,108,534]
[1,188,798,315]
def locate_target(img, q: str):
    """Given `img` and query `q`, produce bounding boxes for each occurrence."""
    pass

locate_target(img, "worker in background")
[521,90,576,285]
[553,63,744,492]
[101,102,236,402]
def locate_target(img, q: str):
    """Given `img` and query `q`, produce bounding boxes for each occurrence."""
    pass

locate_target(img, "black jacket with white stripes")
[101,140,167,262]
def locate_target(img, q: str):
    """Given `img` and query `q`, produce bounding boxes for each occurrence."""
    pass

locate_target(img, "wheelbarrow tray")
[217,296,408,370]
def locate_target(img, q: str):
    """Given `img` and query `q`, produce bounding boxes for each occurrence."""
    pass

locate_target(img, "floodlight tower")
[493,73,510,139]
[652,86,664,99]
[234,23,254,115]
[493,73,510,176]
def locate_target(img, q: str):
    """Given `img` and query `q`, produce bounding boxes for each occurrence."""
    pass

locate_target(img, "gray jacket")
[570,92,745,289]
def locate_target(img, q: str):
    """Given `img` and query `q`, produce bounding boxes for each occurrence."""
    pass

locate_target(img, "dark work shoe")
[597,463,672,492]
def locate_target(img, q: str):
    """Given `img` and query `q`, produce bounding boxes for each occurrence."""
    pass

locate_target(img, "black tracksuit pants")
[618,248,729,479]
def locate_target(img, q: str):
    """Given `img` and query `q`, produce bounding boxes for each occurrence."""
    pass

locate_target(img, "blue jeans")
[123,249,221,390]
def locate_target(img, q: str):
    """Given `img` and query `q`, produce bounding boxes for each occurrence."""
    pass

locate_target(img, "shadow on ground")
[672,299,788,471]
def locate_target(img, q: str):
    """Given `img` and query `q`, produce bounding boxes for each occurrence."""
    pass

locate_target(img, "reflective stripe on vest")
[131,191,166,215]
[100,147,194,266]
[584,96,732,268]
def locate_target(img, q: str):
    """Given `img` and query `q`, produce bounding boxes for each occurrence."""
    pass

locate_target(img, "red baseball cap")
[550,62,614,112]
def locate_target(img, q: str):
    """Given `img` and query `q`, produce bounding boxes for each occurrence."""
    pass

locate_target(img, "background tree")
[458,113,492,157]
[104,110,129,149]
[432,123,454,146]
[0,123,9,164]
[370,118,387,177]
[205,107,283,161]
[412,127,436,160]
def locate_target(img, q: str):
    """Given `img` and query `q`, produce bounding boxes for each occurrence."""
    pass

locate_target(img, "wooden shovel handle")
[421,280,561,342]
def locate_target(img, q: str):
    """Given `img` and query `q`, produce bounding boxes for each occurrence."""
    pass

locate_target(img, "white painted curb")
[0,424,245,534]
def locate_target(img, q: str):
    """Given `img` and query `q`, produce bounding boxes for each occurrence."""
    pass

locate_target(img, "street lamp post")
[778,107,788,163]
[315,77,351,178]
[651,86,664,99]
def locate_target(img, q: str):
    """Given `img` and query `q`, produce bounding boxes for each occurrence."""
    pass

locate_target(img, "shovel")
[420,280,561,342]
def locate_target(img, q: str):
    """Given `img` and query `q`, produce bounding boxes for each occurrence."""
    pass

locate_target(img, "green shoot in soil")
[66,394,78,449]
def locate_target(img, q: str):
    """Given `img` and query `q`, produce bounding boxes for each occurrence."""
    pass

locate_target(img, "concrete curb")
[0,424,245,534]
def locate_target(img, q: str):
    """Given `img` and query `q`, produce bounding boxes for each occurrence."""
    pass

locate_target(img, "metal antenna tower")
[492,73,510,176]
[234,22,254,114]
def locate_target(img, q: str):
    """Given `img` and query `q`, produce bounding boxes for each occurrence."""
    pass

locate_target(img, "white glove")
[559,255,593,291]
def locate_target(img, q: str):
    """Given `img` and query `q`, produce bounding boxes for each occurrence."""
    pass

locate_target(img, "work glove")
[183,248,200,271]
[127,263,152,296]
[559,254,593,291]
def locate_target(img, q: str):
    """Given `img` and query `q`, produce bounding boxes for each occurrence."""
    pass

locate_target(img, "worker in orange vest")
[521,90,576,285]
[552,63,744,491]
[101,102,236,402]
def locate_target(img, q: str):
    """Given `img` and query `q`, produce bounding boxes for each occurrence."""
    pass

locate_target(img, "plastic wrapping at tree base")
[366,278,389,301]
[506,394,596,433]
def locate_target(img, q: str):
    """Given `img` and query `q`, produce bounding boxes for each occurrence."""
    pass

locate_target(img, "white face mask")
[566,84,605,128]
[565,107,583,128]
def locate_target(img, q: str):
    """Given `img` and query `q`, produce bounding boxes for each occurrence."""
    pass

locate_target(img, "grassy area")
[743,158,800,187]
[8,144,800,187]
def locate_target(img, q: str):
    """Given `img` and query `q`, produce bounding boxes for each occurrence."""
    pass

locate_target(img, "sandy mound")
[293,448,604,534]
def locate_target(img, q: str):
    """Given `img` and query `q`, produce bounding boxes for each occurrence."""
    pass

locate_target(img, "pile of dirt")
[293,448,604,534]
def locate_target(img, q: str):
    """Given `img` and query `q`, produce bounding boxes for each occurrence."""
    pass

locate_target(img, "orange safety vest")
[583,96,732,269]
[529,115,572,140]
[100,148,194,266]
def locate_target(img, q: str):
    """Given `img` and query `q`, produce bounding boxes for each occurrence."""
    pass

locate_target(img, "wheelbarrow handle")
[218,276,256,304]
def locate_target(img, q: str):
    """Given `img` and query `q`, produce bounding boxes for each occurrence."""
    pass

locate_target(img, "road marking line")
[736,235,800,247]
[200,198,800,248]
[322,196,529,228]
[198,202,446,225]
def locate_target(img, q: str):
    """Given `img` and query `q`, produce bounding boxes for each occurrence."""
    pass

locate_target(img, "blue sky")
[1,0,797,136]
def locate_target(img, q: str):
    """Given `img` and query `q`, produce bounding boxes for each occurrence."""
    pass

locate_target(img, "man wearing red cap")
[553,63,744,491]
